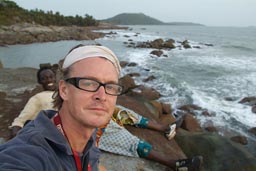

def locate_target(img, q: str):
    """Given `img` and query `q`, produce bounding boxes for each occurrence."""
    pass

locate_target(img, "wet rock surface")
[1,66,256,171]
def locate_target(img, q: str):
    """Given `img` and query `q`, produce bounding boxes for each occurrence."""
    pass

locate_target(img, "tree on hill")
[103,13,165,25]
[0,0,98,26]
[102,12,204,26]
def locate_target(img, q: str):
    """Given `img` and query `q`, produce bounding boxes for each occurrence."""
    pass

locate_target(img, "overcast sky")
[12,0,256,27]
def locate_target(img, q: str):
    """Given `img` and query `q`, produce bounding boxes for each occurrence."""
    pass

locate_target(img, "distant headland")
[102,13,204,26]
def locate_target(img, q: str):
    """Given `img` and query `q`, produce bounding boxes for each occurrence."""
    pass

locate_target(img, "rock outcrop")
[1,22,255,170]
[0,65,256,171]
[0,23,127,45]
[175,130,256,171]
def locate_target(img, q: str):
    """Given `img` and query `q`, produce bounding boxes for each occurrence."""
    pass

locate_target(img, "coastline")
[0,22,128,46]
[0,65,256,171]
[0,24,256,170]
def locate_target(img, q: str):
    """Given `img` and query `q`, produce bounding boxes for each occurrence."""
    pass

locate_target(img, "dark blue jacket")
[0,110,100,171]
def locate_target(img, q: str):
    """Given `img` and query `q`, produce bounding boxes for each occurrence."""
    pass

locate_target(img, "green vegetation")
[0,0,203,26]
[103,13,204,26]
[103,13,165,25]
[0,0,98,26]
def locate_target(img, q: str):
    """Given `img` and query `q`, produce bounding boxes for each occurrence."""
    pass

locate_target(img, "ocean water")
[1,25,256,148]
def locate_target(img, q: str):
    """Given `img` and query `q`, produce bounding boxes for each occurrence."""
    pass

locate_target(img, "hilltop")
[1,1,203,27]
[102,13,164,25]
[102,13,204,26]
[0,0,98,26]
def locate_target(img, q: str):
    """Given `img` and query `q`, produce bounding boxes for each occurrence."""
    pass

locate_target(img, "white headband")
[62,45,121,76]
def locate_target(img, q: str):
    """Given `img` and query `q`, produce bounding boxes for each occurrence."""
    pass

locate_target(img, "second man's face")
[40,69,56,91]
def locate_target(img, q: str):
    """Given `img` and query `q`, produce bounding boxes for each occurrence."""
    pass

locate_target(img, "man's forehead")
[63,45,121,77]
[70,58,119,82]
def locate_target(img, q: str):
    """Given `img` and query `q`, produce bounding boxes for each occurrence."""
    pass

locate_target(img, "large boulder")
[251,105,256,113]
[163,39,176,49]
[239,96,256,106]
[119,74,138,93]
[100,152,167,171]
[181,113,203,132]
[249,127,256,136]
[117,95,187,166]
[175,129,256,171]
[1,67,256,171]
[150,50,164,57]
[182,40,191,49]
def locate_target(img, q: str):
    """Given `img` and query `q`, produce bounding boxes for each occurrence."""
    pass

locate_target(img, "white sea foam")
[192,89,256,129]
[2,25,256,142]
[100,29,160,43]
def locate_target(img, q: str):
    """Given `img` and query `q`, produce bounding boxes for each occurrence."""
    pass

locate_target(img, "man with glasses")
[0,45,122,171]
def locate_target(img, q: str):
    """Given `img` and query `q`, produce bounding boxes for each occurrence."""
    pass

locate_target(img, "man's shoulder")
[0,136,49,160]
[0,138,58,170]
[0,137,43,151]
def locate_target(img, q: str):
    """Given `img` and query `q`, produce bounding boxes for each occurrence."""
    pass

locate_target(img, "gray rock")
[100,152,167,171]
[175,129,256,171]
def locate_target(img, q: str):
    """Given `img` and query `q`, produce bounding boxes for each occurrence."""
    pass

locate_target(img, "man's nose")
[94,85,107,101]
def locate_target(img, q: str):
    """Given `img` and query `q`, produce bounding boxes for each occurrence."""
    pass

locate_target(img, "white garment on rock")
[10,91,55,128]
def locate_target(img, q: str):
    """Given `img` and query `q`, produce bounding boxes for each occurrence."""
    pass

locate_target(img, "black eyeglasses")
[65,77,123,96]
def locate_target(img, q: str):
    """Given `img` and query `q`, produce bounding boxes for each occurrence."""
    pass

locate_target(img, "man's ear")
[59,80,68,100]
